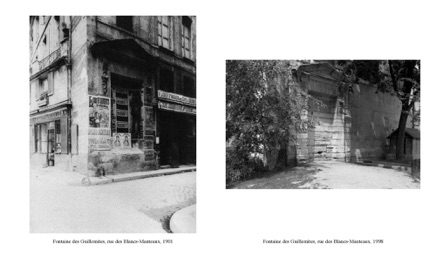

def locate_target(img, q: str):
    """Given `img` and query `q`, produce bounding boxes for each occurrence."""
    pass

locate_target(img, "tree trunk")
[395,60,417,160]
[396,109,409,160]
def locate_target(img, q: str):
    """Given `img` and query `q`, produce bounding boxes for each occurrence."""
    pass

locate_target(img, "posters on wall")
[113,133,131,149]
[89,96,110,128]
[89,96,111,152]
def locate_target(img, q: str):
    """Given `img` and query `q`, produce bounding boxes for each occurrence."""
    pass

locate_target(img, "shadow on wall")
[349,83,401,161]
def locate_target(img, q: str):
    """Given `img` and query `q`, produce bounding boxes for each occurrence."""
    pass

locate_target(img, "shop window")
[182,16,192,58]
[158,16,171,49]
[160,68,174,92]
[183,76,195,98]
[116,16,133,32]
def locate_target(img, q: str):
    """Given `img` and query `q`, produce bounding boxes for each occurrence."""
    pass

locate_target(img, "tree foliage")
[226,60,322,182]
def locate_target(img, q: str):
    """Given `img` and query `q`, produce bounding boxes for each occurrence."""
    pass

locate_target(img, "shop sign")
[88,128,112,152]
[158,90,196,106]
[30,109,67,125]
[113,133,131,149]
[89,96,110,128]
[158,101,196,115]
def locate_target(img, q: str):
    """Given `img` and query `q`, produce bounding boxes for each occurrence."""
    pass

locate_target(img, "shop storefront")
[30,106,70,168]
[157,90,196,167]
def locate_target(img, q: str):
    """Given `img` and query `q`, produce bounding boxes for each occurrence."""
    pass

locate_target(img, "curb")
[71,167,196,186]
[170,204,196,233]
[353,162,411,173]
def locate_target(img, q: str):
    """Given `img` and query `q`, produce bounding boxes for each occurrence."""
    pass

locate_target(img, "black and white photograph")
[226,60,420,189]
[29,16,196,233]
[2,1,436,264]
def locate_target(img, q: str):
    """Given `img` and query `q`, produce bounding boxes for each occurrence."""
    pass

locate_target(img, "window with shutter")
[182,17,192,59]
[158,16,171,50]
[48,71,54,95]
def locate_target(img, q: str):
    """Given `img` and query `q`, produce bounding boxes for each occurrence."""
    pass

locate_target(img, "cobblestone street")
[30,167,196,233]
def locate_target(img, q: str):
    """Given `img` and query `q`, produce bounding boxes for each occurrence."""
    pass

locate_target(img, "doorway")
[158,110,196,167]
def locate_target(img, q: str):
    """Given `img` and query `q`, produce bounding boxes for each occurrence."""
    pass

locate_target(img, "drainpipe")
[67,16,72,104]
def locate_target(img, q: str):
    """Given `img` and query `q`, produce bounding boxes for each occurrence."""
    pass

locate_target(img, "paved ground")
[30,167,196,233]
[229,160,419,189]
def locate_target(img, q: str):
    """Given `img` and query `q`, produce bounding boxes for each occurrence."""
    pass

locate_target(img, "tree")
[339,60,420,160]
[226,60,321,181]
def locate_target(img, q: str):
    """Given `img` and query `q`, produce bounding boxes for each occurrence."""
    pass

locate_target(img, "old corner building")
[30,16,196,176]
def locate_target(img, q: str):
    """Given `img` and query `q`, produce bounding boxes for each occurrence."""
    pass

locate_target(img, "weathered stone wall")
[348,83,402,161]
[85,17,160,176]
[291,62,416,166]
[70,16,89,174]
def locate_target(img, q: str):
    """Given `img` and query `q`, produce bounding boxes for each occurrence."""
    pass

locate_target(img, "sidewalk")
[72,166,197,186]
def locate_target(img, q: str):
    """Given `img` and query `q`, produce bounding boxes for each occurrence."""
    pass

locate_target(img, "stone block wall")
[348,83,402,161]
[70,16,90,175]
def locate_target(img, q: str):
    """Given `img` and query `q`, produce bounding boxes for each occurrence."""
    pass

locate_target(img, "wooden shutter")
[157,16,162,46]
[48,71,54,94]
[61,117,68,153]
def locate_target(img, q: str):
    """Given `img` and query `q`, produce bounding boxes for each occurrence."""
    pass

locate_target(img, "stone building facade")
[289,61,416,166]
[30,16,196,176]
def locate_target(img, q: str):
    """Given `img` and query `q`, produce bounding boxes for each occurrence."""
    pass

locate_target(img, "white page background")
[1,1,435,263]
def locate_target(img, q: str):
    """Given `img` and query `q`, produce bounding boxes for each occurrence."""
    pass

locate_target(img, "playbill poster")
[89,96,111,151]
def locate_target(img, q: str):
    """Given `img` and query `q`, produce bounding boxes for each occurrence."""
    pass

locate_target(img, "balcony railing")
[39,48,61,70]
[30,42,68,79]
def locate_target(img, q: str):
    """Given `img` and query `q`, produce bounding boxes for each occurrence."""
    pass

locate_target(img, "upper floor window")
[37,72,54,98]
[183,76,195,98]
[182,16,192,58]
[160,68,174,92]
[116,16,133,32]
[158,16,171,50]
[39,78,49,96]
